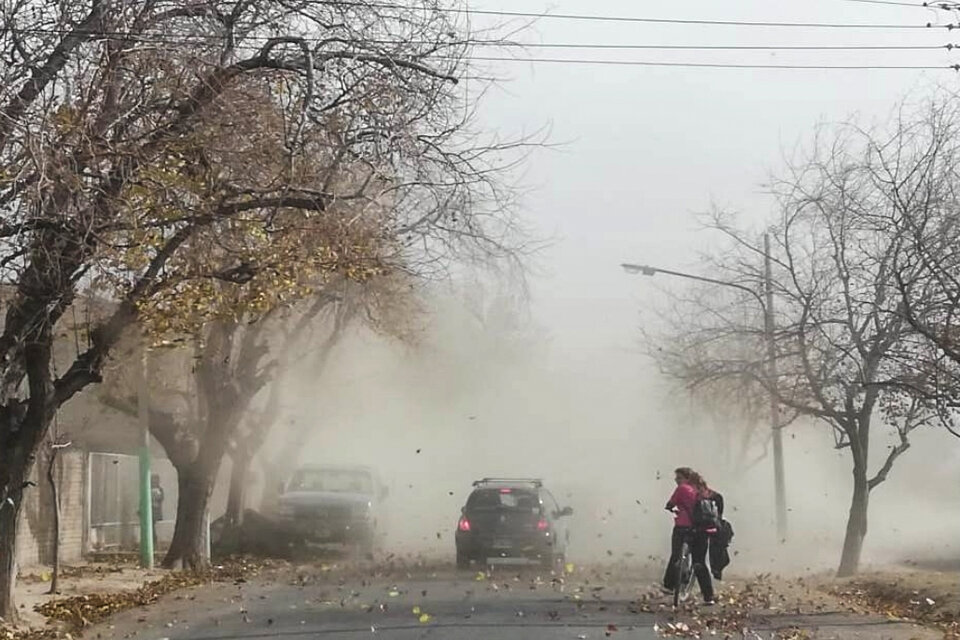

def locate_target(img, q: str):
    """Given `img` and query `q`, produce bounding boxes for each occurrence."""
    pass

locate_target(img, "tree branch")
[867,436,910,490]
[0,2,107,152]
[53,223,197,406]
[99,393,197,469]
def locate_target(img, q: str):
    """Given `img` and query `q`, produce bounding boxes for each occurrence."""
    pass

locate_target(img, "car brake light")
[458,517,471,532]
[536,518,549,531]
[499,488,512,494]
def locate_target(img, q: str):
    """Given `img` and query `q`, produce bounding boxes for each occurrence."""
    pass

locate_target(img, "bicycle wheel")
[672,541,692,607]
[677,550,696,603]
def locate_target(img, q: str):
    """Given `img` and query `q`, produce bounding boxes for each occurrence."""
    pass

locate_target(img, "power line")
[11,28,956,51]
[465,56,952,69]
[515,43,951,51]
[348,2,946,29]
[6,28,955,71]
[836,0,939,7]
[15,27,955,52]
[837,0,960,11]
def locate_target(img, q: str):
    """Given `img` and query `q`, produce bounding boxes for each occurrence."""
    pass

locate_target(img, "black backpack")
[692,494,721,530]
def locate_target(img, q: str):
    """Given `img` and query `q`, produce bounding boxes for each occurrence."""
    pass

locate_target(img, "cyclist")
[662,467,715,605]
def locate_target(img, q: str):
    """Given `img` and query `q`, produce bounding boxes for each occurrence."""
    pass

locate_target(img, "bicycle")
[665,507,698,607]
[671,534,697,607]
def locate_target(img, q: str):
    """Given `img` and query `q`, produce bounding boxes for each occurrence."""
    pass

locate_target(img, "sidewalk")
[644,569,951,640]
[1,561,166,639]
[2,557,276,639]
[18,562,165,626]
[826,568,960,638]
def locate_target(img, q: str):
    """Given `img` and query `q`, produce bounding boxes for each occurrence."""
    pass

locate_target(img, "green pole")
[138,444,153,567]
[137,342,154,569]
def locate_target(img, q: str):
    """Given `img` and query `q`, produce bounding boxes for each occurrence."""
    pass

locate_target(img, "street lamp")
[621,263,764,306]
[622,234,788,539]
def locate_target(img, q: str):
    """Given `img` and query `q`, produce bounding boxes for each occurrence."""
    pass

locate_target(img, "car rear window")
[466,489,540,511]
[287,469,373,494]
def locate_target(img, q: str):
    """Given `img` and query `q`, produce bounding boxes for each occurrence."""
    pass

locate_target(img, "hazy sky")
[279,2,960,563]
[471,0,952,357]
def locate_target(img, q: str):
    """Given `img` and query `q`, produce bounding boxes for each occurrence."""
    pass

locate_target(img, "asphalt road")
[87,562,941,640]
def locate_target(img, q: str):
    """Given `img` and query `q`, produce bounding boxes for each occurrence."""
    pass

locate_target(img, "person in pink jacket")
[662,467,715,604]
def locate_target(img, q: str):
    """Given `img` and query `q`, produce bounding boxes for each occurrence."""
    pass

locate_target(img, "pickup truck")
[275,464,388,553]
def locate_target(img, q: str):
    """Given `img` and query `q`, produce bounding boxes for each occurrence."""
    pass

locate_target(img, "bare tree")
[101,318,273,566]
[98,274,405,566]
[872,99,960,438]
[649,144,939,576]
[694,378,785,477]
[252,273,423,509]
[649,291,767,467]
[225,278,369,527]
[246,291,360,513]
[221,292,346,530]
[0,0,532,615]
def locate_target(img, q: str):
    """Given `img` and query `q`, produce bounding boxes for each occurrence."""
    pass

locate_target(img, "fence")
[86,452,177,552]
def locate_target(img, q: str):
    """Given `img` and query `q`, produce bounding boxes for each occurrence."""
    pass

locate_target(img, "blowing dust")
[246,290,960,577]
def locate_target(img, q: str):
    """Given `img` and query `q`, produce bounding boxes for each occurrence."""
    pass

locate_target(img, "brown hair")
[675,467,710,494]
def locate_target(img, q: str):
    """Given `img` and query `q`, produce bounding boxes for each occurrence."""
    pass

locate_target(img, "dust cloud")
[240,287,960,577]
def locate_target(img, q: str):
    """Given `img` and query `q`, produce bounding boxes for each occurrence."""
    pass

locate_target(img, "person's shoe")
[702,599,716,606]
[660,585,674,595]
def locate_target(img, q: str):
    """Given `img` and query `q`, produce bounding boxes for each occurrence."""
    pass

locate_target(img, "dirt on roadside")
[650,569,954,640]
[823,570,959,639]
[16,563,165,627]
[1,557,285,640]
[3,562,165,640]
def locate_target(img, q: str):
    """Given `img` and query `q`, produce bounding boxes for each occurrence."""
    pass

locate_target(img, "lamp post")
[136,340,154,568]
[622,234,787,539]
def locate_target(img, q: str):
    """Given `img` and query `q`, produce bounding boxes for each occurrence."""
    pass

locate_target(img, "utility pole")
[137,340,154,569]
[764,233,787,540]
[623,241,790,539]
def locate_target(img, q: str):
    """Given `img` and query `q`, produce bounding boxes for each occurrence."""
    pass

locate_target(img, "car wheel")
[456,549,470,570]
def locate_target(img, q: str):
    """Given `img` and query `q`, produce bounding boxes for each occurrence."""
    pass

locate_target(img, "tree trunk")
[0,403,57,621]
[225,451,250,528]
[0,489,22,622]
[162,393,238,569]
[46,449,60,595]
[162,463,214,570]
[0,447,32,622]
[837,463,869,577]
[0,230,125,618]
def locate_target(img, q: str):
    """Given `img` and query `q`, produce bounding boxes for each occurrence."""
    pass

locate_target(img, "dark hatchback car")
[454,478,573,569]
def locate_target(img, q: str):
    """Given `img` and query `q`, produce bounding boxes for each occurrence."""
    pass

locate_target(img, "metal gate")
[86,452,177,551]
